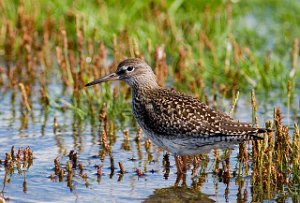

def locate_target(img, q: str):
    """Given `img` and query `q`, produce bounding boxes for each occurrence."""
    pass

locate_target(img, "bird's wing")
[144,89,263,138]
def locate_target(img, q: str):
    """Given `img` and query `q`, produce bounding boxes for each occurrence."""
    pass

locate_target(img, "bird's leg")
[174,171,183,187]
[174,155,183,174]
[182,156,187,173]
[174,171,187,187]
[181,172,187,187]
[174,155,188,174]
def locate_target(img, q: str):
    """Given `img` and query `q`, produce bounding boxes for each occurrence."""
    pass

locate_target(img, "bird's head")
[85,58,158,89]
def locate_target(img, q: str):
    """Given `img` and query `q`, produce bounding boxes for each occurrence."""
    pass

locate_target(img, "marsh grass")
[0,0,299,202]
[1,1,299,95]
[0,146,33,194]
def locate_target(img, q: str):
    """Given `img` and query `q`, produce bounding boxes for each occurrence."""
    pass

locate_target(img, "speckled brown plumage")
[86,58,271,155]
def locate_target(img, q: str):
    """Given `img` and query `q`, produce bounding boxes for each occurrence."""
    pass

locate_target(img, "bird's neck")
[131,81,160,98]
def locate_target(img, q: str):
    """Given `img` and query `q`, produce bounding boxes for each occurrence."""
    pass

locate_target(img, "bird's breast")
[132,97,156,130]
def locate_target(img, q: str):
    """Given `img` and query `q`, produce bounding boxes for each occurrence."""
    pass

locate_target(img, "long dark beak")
[85,73,119,87]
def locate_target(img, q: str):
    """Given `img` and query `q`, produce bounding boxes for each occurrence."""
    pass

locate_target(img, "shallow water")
[0,78,299,203]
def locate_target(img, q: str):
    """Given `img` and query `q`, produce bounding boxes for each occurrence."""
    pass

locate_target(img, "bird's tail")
[251,128,274,140]
[257,128,274,134]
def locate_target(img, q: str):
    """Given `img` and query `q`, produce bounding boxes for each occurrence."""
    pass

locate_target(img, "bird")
[85,58,271,172]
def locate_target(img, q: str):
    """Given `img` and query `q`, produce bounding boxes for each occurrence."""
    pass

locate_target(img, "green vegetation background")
[1,0,299,93]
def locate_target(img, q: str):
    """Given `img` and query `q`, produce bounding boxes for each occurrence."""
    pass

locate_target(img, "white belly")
[140,126,237,155]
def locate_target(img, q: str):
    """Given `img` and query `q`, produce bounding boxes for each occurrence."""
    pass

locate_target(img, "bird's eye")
[127,66,134,72]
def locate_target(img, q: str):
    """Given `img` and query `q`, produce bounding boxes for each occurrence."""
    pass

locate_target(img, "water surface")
[0,80,298,203]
